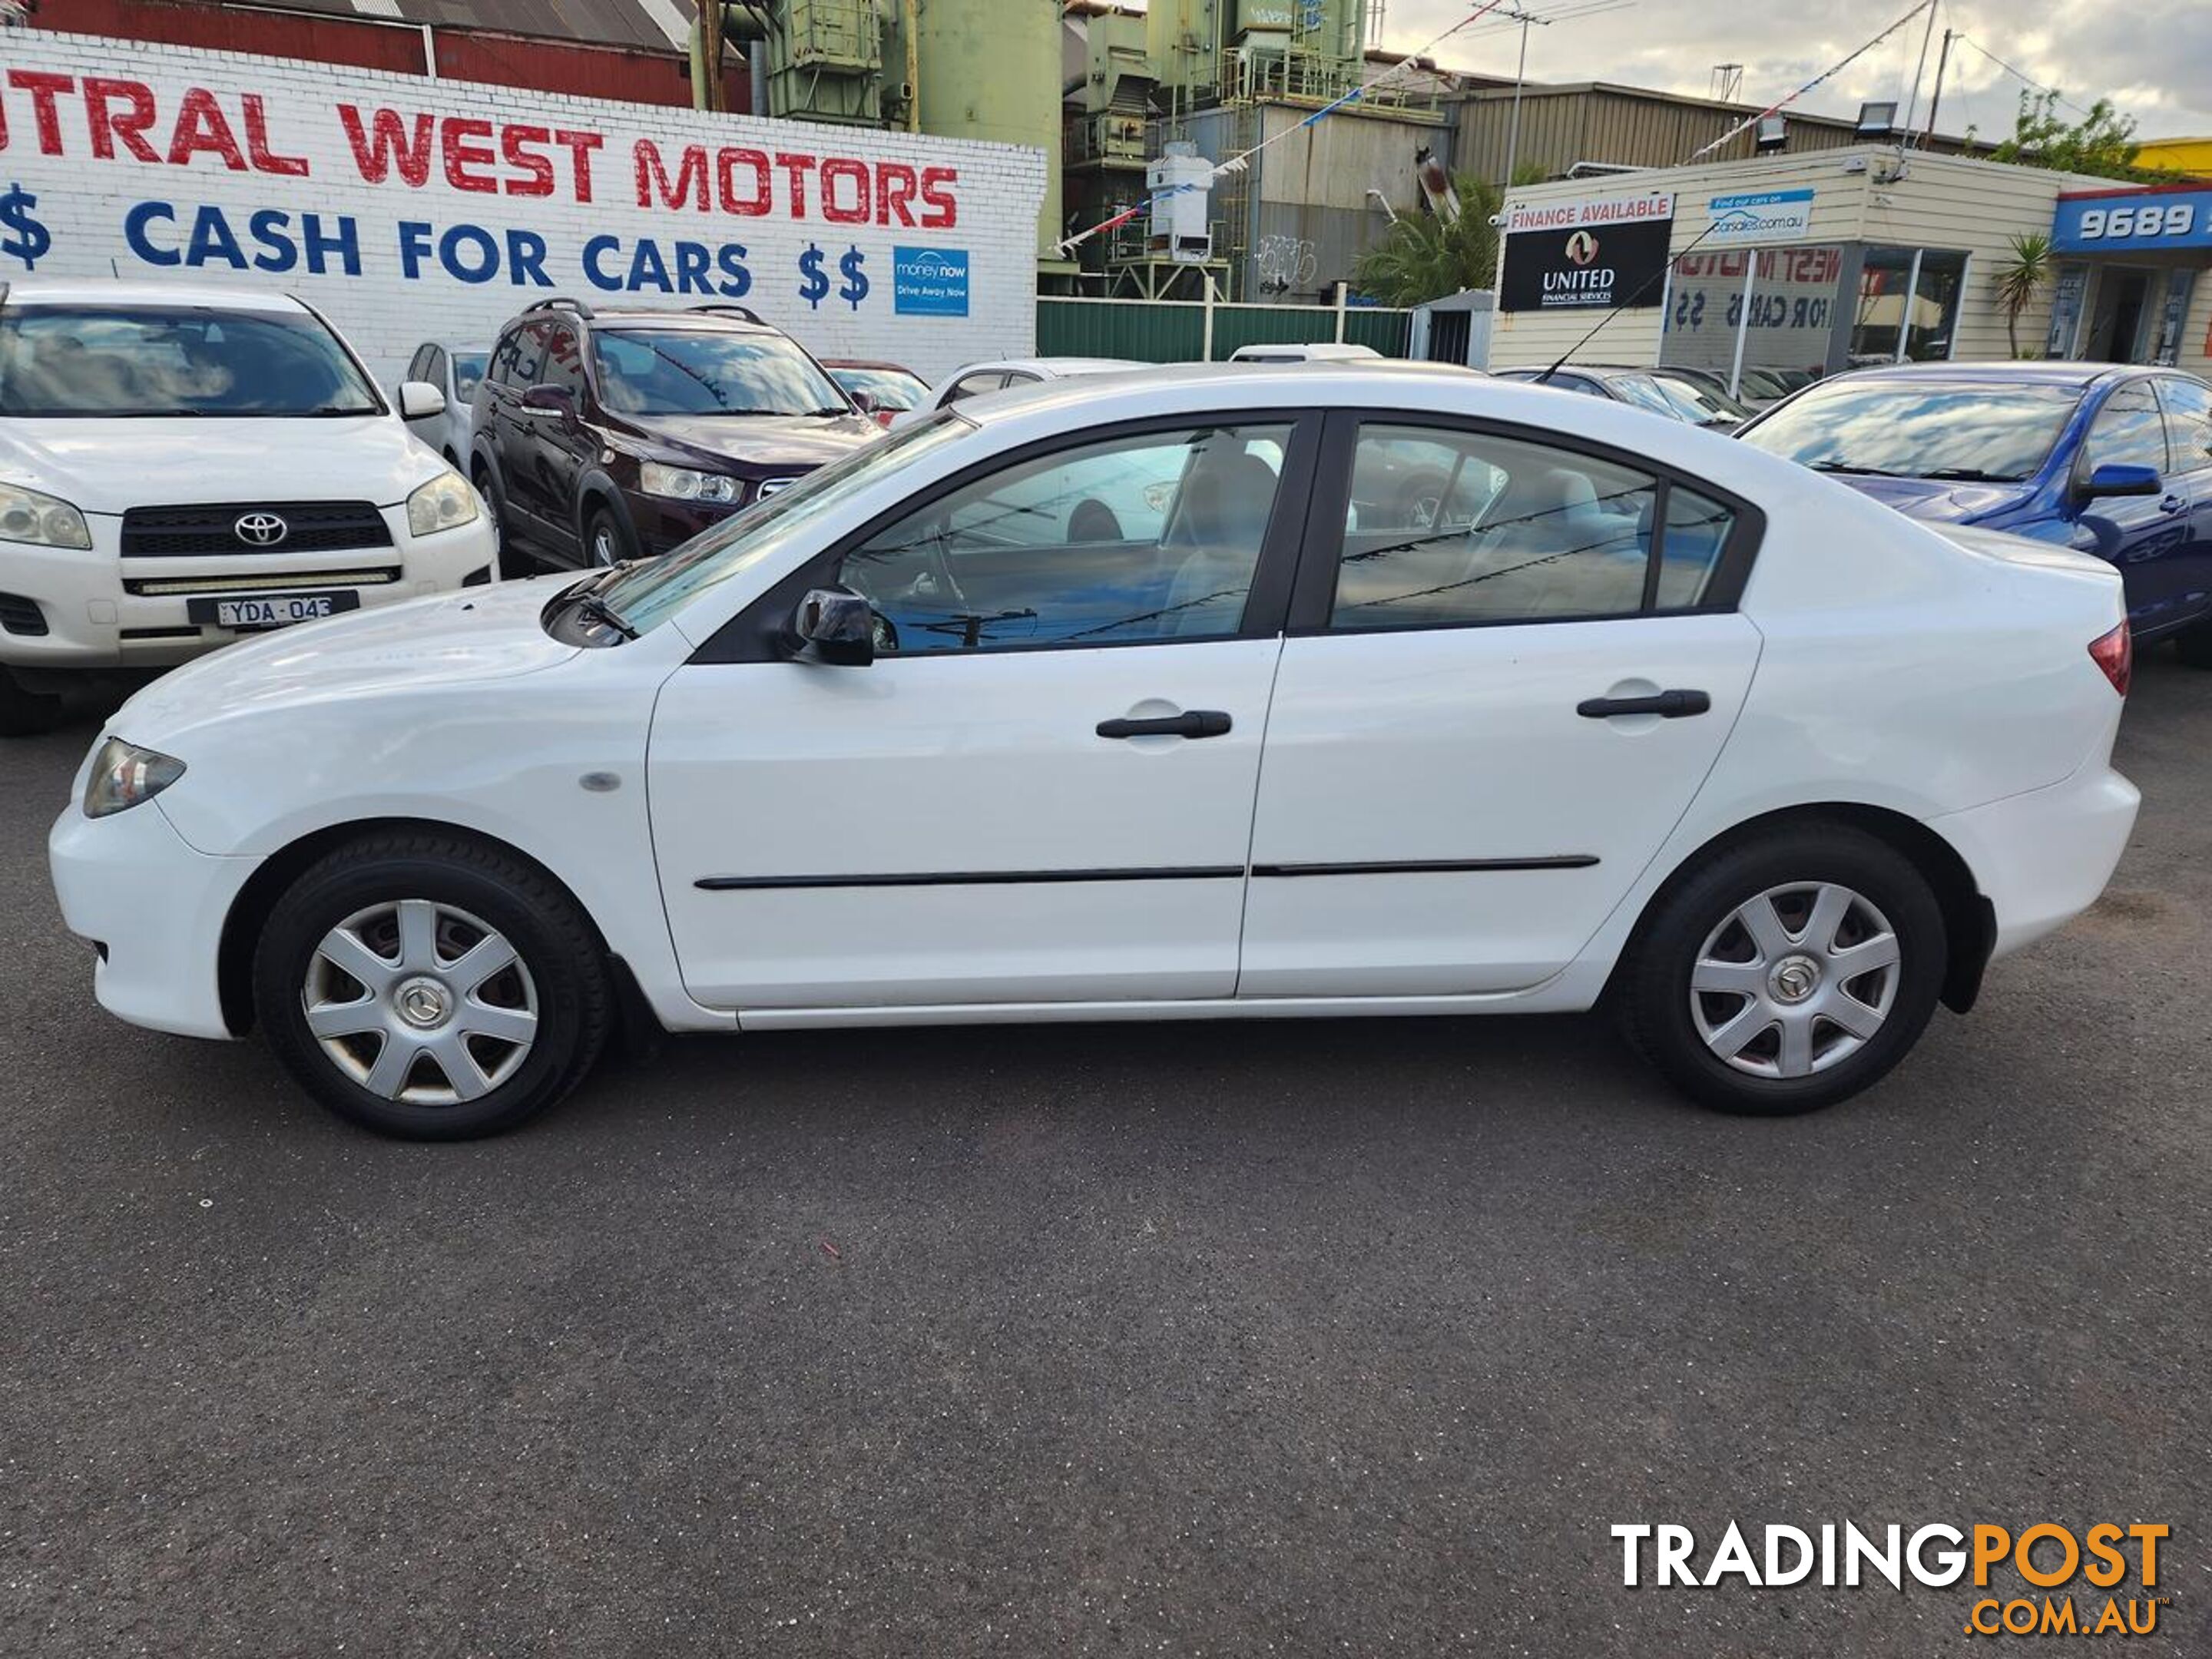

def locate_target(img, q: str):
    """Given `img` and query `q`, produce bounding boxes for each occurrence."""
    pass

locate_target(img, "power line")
[1950,34,2094,118]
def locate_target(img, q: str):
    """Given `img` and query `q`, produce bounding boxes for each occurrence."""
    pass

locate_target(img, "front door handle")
[1097,710,1233,739]
[2159,495,2187,516]
[1577,689,1710,720]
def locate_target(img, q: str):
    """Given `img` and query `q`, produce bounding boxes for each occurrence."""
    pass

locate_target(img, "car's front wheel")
[585,505,636,568]
[252,833,612,1139]
[1616,823,1947,1114]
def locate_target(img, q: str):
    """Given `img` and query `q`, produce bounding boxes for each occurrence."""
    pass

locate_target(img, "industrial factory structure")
[37,0,1471,307]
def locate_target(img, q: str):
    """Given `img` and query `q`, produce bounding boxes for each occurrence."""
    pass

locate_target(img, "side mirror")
[398,379,447,420]
[789,588,876,666]
[2082,462,2161,500]
[849,389,882,414]
[521,383,576,423]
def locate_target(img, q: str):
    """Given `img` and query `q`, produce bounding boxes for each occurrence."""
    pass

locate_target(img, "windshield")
[1740,380,2081,482]
[0,304,382,418]
[830,365,928,409]
[452,352,488,400]
[593,329,849,418]
[594,414,970,635]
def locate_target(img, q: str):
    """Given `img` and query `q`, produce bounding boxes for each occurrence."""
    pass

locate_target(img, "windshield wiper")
[571,590,637,641]
[1808,461,1906,478]
[1922,467,2025,483]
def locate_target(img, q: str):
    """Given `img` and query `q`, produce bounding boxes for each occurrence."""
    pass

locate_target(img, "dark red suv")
[469,299,880,568]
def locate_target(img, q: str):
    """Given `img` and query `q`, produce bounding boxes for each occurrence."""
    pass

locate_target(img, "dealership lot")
[0,651,2203,1656]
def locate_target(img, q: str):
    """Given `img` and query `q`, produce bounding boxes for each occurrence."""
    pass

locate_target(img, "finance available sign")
[1498,194,1676,313]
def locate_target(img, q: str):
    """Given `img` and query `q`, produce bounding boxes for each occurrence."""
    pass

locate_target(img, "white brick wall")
[0,30,1046,382]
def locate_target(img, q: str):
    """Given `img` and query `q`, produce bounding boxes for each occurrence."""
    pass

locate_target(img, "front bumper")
[48,796,254,1040]
[623,492,743,556]
[1930,763,2141,959]
[1,507,495,674]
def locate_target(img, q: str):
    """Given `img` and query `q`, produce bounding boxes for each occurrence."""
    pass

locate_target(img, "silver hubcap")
[302,899,538,1106]
[593,526,617,565]
[1690,882,1902,1079]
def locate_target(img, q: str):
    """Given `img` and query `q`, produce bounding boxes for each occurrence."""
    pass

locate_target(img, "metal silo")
[906,0,1065,260]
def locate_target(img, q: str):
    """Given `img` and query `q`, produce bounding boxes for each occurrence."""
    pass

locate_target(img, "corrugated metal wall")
[1452,87,1965,184]
[1036,298,1412,359]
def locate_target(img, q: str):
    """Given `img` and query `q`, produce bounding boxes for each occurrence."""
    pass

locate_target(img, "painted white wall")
[0,29,1048,382]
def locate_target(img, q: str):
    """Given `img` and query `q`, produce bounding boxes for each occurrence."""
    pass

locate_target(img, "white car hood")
[114,578,580,745]
[0,413,445,514]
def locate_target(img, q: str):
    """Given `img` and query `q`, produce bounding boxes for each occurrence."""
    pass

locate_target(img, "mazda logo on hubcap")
[234,512,289,547]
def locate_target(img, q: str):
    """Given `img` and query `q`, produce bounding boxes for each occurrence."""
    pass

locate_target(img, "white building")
[1486,147,2212,387]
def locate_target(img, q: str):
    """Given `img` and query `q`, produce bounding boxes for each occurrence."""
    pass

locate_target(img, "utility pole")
[1901,0,1937,144]
[1500,8,1551,189]
[699,0,726,113]
[1922,28,1955,147]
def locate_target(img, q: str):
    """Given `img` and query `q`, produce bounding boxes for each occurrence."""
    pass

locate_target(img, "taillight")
[2088,621,2131,697]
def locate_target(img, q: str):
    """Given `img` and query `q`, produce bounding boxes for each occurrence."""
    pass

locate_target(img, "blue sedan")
[1737,362,2212,662]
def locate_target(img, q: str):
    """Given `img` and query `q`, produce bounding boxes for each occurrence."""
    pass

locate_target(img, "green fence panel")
[1036,298,1411,363]
[1035,300,1205,363]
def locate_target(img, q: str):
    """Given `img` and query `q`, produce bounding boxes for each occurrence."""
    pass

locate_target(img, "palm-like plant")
[1992,232,2055,359]
[1353,172,1508,307]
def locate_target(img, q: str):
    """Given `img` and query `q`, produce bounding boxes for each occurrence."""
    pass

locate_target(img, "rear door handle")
[1577,689,1710,720]
[1097,710,1233,739]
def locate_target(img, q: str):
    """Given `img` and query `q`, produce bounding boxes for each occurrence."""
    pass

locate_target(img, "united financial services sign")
[1498,194,1676,313]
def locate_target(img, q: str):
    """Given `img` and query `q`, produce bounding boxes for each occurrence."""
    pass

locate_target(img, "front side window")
[592,329,844,417]
[0,305,381,418]
[538,326,586,399]
[2155,377,2212,473]
[451,351,487,402]
[833,422,1293,654]
[2081,383,2168,475]
[1330,423,1731,628]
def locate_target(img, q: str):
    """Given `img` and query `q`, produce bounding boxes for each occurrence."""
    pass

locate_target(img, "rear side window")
[2081,382,2167,474]
[1328,422,1735,628]
[487,327,528,387]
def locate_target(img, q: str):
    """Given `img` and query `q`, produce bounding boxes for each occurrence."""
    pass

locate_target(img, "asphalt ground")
[2,648,2207,1657]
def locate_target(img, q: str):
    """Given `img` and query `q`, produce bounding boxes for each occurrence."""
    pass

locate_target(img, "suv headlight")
[406,469,480,537]
[0,481,91,549]
[639,461,741,504]
[84,737,186,819]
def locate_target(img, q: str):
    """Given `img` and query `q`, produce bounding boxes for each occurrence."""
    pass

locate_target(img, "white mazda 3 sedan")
[0,280,495,734]
[48,365,2139,1139]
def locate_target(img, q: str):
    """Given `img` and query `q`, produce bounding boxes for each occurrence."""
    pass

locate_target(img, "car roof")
[2,278,310,312]
[1818,360,2144,392]
[955,357,1147,378]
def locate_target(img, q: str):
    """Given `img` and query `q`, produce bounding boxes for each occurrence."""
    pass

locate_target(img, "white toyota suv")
[0,280,496,734]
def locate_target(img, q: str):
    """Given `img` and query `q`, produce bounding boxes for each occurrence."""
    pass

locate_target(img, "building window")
[1851,247,1966,364]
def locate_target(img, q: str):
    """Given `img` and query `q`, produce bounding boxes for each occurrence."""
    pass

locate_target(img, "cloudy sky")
[1381,0,2212,144]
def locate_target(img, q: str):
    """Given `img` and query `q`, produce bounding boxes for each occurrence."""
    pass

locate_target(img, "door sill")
[735,988,1564,1031]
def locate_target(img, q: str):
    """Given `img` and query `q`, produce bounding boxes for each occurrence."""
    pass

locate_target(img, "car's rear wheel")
[585,505,635,568]
[0,665,65,737]
[1616,824,1947,1114]
[252,833,612,1139]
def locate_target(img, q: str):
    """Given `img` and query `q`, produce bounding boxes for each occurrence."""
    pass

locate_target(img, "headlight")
[406,470,480,538]
[0,481,91,549]
[84,737,186,820]
[639,461,741,504]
